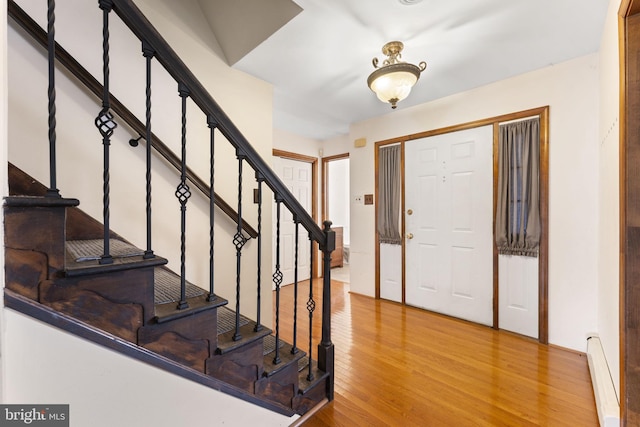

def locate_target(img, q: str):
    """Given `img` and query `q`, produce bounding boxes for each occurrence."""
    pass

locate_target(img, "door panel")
[272,157,311,286]
[499,255,539,338]
[405,126,493,326]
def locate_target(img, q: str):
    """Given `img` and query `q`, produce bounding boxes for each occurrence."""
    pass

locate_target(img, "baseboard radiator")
[587,335,620,427]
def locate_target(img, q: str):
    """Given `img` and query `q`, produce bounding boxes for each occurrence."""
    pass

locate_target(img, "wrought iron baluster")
[176,82,191,310]
[291,217,300,354]
[307,232,315,381]
[207,115,218,302]
[233,154,248,341]
[254,173,265,332]
[46,0,59,198]
[273,198,284,364]
[95,0,118,265]
[142,40,155,259]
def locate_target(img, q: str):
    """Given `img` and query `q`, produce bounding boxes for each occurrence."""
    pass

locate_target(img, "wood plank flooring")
[276,279,598,426]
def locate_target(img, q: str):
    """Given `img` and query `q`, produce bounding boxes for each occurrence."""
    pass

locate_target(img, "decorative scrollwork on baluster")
[307,233,315,381]
[233,154,246,341]
[176,83,190,310]
[175,182,191,204]
[95,110,117,137]
[272,198,284,365]
[96,0,117,265]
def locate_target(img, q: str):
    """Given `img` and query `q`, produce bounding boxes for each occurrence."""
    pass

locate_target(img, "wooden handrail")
[8,0,258,239]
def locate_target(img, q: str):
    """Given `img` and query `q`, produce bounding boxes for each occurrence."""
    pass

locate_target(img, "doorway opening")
[322,154,350,283]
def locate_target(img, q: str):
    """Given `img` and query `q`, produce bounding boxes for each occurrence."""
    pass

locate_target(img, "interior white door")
[405,126,493,326]
[272,157,311,287]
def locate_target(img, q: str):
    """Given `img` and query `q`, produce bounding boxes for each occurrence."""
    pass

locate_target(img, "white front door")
[272,157,312,287]
[405,126,493,326]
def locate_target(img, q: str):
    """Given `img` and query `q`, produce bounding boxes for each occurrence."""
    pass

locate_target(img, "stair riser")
[4,247,48,300]
[139,309,218,372]
[256,363,299,408]
[293,378,329,415]
[41,269,156,322]
[207,340,264,393]
[5,204,67,275]
[46,288,144,343]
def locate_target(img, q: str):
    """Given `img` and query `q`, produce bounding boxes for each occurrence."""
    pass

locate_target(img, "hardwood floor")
[276,279,598,426]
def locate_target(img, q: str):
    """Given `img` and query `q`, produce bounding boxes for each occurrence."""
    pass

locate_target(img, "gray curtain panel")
[495,118,541,256]
[378,145,402,244]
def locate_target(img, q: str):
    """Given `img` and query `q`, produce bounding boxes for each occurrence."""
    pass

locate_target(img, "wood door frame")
[374,106,549,343]
[619,0,640,422]
[272,149,319,278]
[321,153,350,223]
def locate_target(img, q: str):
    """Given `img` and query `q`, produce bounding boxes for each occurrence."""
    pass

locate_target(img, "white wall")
[598,0,622,398]
[348,54,600,352]
[4,0,280,421]
[274,128,322,159]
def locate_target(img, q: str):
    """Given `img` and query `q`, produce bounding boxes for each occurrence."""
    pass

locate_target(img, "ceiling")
[198,0,610,141]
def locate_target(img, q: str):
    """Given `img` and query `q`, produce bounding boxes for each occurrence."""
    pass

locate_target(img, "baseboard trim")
[587,335,620,427]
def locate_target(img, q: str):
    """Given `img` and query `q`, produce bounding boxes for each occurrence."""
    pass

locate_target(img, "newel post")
[318,220,335,400]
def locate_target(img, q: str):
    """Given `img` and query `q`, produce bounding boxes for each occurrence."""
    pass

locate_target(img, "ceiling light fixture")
[367,41,426,109]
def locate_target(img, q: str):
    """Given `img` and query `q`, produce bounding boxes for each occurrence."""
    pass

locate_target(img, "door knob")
[407,209,413,216]
[407,233,414,240]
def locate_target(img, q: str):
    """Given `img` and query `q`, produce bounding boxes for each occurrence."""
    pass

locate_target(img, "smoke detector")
[398,0,423,5]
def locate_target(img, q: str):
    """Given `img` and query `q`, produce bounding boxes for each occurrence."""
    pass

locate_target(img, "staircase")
[4,0,334,421]
[5,163,328,417]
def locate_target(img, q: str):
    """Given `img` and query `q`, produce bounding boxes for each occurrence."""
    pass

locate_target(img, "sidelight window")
[495,118,541,257]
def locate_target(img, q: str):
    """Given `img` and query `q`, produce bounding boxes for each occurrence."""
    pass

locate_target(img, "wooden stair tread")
[64,253,167,277]
[262,339,306,378]
[154,293,227,324]
[297,359,329,395]
[4,195,79,208]
[64,238,167,277]
[216,321,272,355]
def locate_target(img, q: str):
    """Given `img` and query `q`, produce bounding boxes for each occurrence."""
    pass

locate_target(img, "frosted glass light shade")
[368,66,420,108]
[367,41,426,109]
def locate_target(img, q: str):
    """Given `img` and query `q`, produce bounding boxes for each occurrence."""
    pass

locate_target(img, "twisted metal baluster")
[207,115,218,302]
[291,217,300,354]
[307,233,315,381]
[272,198,284,364]
[233,154,248,341]
[254,173,265,332]
[95,0,117,265]
[46,0,60,198]
[176,83,191,310]
[142,40,155,259]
